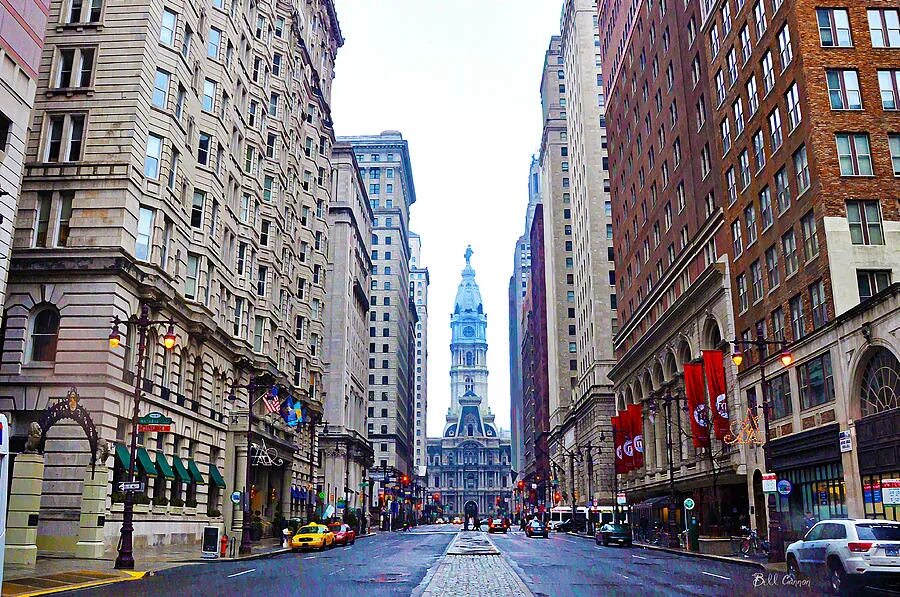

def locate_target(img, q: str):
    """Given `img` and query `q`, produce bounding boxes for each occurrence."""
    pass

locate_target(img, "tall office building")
[340,132,418,510]
[555,0,615,508]
[600,0,741,534]
[409,232,429,476]
[322,143,374,517]
[0,0,343,552]
[508,157,541,477]
[0,0,47,309]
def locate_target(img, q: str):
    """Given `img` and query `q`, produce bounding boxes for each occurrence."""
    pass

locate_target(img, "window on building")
[198,132,211,166]
[847,200,884,245]
[737,274,749,312]
[144,132,162,178]
[185,253,199,299]
[136,206,154,260]
[790,293,805,340]
[799,351,835,408]
[765,245,780,290]
[191,190,204,228]
[818,8,852,47]
[827,70,862,110]
[751,260,764,303]
[868,9,900,48]
[745,204,758,245]
[732,219,744,256]
[793,145,810,194]
[800,212,819,262]
[761,51,775,94]
[159,9,177,46]
[67,0,103,24]
[45,114,85,162]
[29,306,61,362]
[769,108,783,150]
[768,372,793,420]
[858,270,892,302]
[782,229,798,276]
[208,27,221,58]
[890,134,900,176]
[810,279,828,328]
[878,70,900,110]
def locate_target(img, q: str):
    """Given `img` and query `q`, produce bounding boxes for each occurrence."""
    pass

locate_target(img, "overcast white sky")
[331,0,562,436]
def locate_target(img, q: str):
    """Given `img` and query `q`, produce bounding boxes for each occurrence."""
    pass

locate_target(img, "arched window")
[465,376,474,392]
[467,424,474,436]
[30,306,60,362]
[466,352,474,367]
[860,348,900,418]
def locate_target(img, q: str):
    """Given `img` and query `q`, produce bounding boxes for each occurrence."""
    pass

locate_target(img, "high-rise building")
[321,143,374,518]
[539,35,581,505]
[0,0,342,552]
[556,0,616,509]
[701,1,900,533]
[0,0,47,308]
[340,131,418,511]
[427,249,514,518]
[508,157,541,477]
[521,206,551,510]
[409,232,429,476]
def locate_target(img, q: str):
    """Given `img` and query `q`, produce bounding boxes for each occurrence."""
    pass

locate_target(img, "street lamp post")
[598,426,630,524]
[578,444,598,534]
[730,323,793,564]
[645,389,685,548]
[109,304,177,570]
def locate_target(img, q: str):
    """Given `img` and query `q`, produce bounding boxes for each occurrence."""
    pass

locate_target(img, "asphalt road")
[76,528,456,597]
[73,525,823,596]
[492,529,819,597]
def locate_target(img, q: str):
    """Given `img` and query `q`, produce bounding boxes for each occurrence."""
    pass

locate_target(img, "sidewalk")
[1,537,286,597]
[566,531,779,571]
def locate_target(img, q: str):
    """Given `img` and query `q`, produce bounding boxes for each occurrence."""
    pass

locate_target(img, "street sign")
[762,473,777,493]
[137,412,173,433]
[616,493,627,505]
[683,497,695,511]
[839,430,853,453]
[230,491,242,504]
[118,481,145,492]
[777,479,793,496]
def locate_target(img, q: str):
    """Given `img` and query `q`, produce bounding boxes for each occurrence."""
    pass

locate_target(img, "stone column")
[7,454,45,566]
[231,442,249,543]
[75,464,108,559]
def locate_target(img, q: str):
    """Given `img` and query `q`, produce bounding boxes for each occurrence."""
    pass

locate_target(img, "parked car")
[435,518,445,524]
[328,523,356,546]
[596,523,632,547]
[555,519,573,533]
[290,524,335,551]
[786,519,900,595]
[452,516,463,524]
[525,519,549,538]
[488,517,510,533]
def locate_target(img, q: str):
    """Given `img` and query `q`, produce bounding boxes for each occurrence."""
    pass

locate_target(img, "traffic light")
[517,480,525,490]
[554,492,562,503]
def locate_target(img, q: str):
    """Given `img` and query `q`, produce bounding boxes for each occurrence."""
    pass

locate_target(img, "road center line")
[618,573,630,580]
[632,555,648,560]
[328,567,346,576]
[303,556,317,560]
[226,568,256,578]
[701,571,731,580]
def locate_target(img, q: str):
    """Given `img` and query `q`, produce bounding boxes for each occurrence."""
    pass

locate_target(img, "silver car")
[785,518,900,595]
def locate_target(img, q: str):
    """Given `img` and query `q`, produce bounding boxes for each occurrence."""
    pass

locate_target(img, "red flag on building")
[630,403,644,469]
[703,350,730,441]
[683,362,711,448]
[612,415,625,474]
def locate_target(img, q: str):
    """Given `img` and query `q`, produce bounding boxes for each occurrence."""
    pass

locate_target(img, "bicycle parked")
[739,526,770,557]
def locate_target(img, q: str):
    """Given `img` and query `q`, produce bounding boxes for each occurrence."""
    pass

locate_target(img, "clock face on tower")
[463,326,475,338]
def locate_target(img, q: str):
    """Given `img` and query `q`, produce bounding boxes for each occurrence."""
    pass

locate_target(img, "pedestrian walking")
[803,511,817,534]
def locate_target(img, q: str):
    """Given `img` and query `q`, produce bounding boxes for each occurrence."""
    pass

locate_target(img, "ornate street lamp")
[109,304,176,569]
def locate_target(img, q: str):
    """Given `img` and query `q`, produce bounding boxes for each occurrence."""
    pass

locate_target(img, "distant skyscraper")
[409,232,429,475]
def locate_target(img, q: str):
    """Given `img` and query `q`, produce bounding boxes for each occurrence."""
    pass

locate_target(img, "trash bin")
[688,516,701,552]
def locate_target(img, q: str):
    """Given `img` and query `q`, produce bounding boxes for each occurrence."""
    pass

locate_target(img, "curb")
[565,532,766,570]
[16,570,147,597]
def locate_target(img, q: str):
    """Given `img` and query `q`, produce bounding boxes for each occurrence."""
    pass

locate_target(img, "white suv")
[785,518,900,595]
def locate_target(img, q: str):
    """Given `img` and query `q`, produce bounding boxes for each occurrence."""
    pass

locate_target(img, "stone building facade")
[321,143,373,517]
[427,250,514,518]
[0,0,342,552]
[0,0,48,308]
[339,132,418,510]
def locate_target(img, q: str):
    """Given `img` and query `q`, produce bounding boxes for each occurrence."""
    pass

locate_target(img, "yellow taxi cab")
[290,523,335,551]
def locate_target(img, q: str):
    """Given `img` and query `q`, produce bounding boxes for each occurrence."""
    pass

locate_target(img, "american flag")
[262,389,281,415]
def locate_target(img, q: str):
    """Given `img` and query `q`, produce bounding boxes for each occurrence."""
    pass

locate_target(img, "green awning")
[136,447,158,477]
[155,452,175,480]
[208,463,226,489]
[115,443,131,470]
[187,459,206,485]
[171,455,191,483]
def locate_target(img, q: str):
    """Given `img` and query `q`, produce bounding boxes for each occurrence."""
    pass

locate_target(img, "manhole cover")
[369,572,410,583]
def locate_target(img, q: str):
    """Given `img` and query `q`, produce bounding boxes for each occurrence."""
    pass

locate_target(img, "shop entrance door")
[752,470,767,534]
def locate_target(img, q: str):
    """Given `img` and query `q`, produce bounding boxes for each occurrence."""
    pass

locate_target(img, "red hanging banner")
[703,350,730,441]
[622,408,635,472]
[683,362,711,448]
[612,415,625,474]
[630,403,644,470]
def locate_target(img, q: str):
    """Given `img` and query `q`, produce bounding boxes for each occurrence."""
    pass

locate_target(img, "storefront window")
[776,462,847,539]
[861,473,900,521]
[798,351,835,409]
[767,372,793,420]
